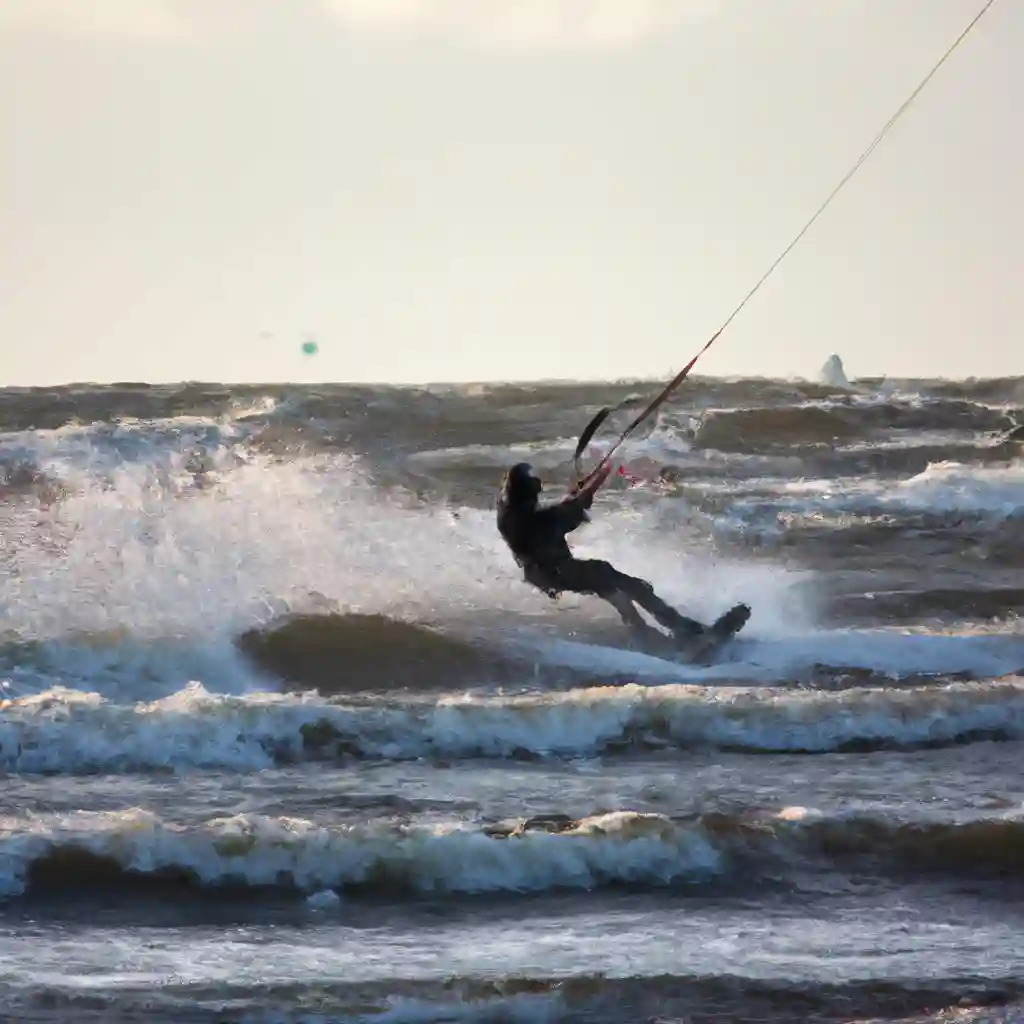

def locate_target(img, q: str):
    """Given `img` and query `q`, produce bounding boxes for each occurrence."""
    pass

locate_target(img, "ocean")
[1,375,1023,1023]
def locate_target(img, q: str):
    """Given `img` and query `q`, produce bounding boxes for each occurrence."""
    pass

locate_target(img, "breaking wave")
[7,803,1024,901]
[235,612,516,693]
[4,678,1024,775]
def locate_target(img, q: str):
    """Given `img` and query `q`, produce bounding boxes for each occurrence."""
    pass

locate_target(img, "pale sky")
[1,0,1020,387]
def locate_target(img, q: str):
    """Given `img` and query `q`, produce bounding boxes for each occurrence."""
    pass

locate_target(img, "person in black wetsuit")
[496,461,750,641]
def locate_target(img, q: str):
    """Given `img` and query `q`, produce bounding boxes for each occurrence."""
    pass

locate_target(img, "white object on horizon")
[819,354,851,388]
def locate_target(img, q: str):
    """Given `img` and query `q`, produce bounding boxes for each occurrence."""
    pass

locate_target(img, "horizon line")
[3,371,1021,391]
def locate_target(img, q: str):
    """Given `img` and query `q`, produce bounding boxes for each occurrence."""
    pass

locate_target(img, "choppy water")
[2,375,1024,1023]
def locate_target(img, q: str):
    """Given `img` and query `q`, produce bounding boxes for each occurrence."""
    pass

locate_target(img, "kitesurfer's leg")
[594,566,750,640]
[557,559,707,638]
[623,578,706,638]
[604,589,649,630]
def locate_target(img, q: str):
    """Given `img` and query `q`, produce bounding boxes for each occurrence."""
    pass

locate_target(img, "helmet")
[503,462,543,504]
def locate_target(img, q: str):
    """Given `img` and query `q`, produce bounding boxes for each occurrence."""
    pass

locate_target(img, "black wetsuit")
[496,472,706,637]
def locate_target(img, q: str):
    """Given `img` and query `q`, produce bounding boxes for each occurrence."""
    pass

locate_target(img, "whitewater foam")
[777,460,1024,518]
[4,675,1024,775]
[6,801,1024,903]
[516,628,1024,683]
[0,807,723,899]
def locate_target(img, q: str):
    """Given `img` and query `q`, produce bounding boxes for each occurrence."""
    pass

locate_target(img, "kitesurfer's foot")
[711,603,751,638]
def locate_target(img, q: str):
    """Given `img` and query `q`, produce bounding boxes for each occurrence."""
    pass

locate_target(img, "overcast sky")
[1,0,1019,386]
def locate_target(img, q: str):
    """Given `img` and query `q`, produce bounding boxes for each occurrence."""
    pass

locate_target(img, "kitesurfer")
[496,462,750,641]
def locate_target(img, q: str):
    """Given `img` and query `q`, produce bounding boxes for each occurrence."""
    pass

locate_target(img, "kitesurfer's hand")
[573,463,613,503]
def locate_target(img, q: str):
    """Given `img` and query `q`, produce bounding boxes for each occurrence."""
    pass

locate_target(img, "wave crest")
[8,805,1024,901]
[3,678,1024,775]
[236,613,508,693]
[692,401,1010,453]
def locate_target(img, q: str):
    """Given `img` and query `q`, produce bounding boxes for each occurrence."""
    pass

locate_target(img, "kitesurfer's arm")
[570,463,613,508]
[539,464,614,534]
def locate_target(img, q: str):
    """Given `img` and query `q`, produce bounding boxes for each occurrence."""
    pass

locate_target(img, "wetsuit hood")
[502,462,543,506]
